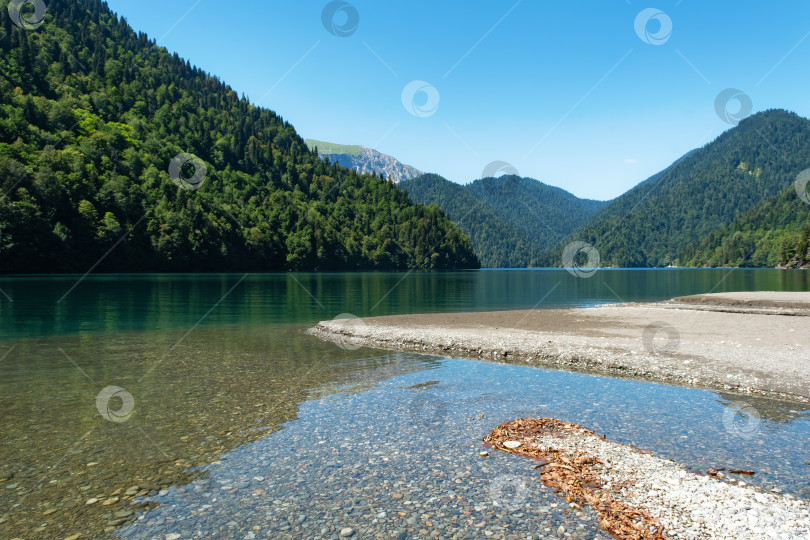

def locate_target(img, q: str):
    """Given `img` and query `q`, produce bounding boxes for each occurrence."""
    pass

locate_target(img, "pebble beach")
[308,292,810,403]
[306,292,810,538]
[485,418,810,539]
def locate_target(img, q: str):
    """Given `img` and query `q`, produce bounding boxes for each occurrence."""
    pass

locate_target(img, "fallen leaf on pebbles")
[484,417,810,540]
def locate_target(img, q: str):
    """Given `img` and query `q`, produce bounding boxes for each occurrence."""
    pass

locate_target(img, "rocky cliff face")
[324,147,422,184]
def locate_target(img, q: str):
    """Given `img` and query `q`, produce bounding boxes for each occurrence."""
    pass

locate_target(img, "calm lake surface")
[0,269,808,539]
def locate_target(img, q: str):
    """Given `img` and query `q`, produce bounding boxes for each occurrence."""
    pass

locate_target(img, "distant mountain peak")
[304,139,422,183]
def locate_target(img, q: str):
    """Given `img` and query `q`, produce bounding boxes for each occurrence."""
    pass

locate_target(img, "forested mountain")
[466,176,607,252]
[400,174,606,267]
[0,0,478,273]
[398,174,545,267]
[546,110,810,267]
[304,139,422,184]
[680,183,810,268]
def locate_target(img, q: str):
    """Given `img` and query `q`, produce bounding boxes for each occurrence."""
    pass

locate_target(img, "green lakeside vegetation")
[0,0,478,273]
[1,0,809,273]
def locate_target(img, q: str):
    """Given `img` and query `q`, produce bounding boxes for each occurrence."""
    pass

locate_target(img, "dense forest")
[400,174,544,267]
[400,174,606,267]
[0,0,478,273]
[680,183,810,268]
[545,110,810,268]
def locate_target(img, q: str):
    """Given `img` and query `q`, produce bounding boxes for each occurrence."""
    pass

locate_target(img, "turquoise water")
[1,269,808,340]
[0,269,808,539]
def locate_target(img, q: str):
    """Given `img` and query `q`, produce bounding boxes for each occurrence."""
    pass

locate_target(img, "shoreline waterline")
[308,292,810,403]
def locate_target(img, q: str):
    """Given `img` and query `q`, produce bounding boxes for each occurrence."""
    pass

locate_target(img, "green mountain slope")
[400,174,607,267]
[399,174,546,267]
[0,0,478,273]
[679,183,810,268]
[549,110,810,267]
[466,175,607,253]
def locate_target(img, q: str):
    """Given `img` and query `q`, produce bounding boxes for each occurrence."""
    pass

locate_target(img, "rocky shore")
[485,418,810,539]
[307,292,810,403]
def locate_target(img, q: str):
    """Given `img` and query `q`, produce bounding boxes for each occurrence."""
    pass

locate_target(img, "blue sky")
[105,1,810,200]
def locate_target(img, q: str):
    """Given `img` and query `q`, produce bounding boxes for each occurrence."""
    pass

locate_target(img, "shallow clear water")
[0,270,808,539]
[118,355,810,539]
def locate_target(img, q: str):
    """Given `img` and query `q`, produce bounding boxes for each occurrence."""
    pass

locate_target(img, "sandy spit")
[307,292,810,403]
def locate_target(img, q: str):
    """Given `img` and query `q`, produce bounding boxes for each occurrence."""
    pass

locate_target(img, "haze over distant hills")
[305,139,422,184]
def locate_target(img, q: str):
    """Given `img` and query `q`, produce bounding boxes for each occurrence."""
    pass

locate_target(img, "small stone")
[64,535,81,540]
[479,451,489,457]
[42,508,58,516]
[557,525,565,537]
[101,497,119,506]
[5,483,18,490]
[392,493,403,499]
[339,527,354,537]
[503,441,521,449]
[166,534,181,540]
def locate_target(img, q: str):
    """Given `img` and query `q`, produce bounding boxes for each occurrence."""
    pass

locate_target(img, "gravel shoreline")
[307,292,810,403]
[485,418,810,539]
